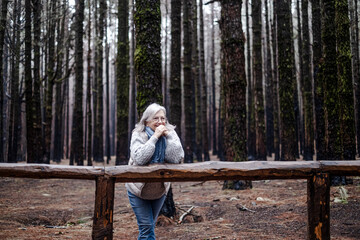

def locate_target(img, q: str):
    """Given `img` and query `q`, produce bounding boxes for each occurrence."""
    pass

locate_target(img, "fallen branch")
[44,225,67,229]
[235,204,256,213]
[178,206,195,224]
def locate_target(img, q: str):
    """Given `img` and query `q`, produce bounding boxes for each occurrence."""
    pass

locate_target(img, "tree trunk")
[70,0,85,166]
[183,0,194,163]
[0,0,10,162]
[94,0,106,163]
[13,0,22,162]
[169,0,182,138]
[210,3,217,155]
[32,0,44,163]
[351,0,360,157]
[163,0,169,111]
[265,0,274,158]
[336,0,356,161]
[220,0,247,162]
[272,0,280,161]
[220,0,249,190]
[246,0,256,160]
[277,0,296,161]
[199,0,210,161]
[53,0,67,163]
[301,0,314,160]
[92,0,99,163]
[44,0,58,164]
[296,0,304,159]
[252,0,266,160]
[129,0,136,154]
[312,0,325,160]
[218,86,224,161]
[192,0,202,162]
[105,41,110,164]
[116,0,129,166]
[321,0,341,160]
[63,31,71,160]
[8,0,21,163]
[135,0,162,115]
[86,0,93,166]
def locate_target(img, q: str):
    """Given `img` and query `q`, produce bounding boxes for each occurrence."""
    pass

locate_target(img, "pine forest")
[0,0,359,166]
[1,0,360,239]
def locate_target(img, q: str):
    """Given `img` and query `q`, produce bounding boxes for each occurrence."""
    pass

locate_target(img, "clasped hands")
[154,125,168,138]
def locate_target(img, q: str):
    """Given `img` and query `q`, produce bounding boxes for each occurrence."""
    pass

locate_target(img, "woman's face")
[146,110,166,131]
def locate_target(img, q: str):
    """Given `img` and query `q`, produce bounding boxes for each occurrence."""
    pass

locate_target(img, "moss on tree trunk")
[277,0,296,161]
[335,0,356,160]
[220,0,247,162]
[116,0,129,165]
[135,0,162,116]
[321,0,341,160]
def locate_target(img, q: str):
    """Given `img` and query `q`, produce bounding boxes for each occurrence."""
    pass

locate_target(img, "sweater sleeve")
[130,131,158,165]
[164,130,184,164]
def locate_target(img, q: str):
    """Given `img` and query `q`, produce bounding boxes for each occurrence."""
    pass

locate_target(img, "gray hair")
[133,103,175,132]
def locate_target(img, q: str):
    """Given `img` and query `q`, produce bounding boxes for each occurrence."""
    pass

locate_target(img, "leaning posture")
[126,103,184,240]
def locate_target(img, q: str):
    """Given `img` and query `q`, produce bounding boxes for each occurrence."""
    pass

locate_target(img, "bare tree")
[277,0,296,161]
[7,0,21,163]
[246,0,256,160]
[199,0,210,161]
[93,0,106,162]
[116,0,129,165]
[0,0,10,162]
[253,0,266,160]
[44,0,58,163]
[53,0,68,163]
[70,0,85,165]
[301,0,314,160]
[312,0,325,160]
[31,0,44,163]
[210,3,217,156]
[265,0,274,158]
[183,0,194,163]
[86,0,93,166]
[169,0,182,137]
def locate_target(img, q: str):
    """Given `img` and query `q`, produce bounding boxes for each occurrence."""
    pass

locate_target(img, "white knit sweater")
[125,129,184,200]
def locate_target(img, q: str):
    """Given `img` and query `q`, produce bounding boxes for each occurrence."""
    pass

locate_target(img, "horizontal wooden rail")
[1,160,360,240]
[0,163,104,179]
[1,161,359,181]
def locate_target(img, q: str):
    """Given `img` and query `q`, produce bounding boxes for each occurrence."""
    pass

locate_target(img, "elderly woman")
[126,103,184,240]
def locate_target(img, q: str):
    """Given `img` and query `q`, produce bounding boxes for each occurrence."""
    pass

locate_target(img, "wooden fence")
[1,160,360,240]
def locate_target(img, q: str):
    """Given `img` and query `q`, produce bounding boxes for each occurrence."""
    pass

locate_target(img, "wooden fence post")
[307,173,330,240]
[92,176,115,240]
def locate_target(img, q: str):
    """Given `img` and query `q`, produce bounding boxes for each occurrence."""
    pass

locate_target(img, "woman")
[126,103,184,240]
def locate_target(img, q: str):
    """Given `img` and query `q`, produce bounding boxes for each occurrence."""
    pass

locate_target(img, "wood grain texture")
[0,161,359,181]
[307,173,330,240]
[108,161,321,182]
[92,176,115,240]
[0,163,104,179]
[320,161,360,175]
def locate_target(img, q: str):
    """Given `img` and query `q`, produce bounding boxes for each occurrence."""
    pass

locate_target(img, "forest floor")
[0,155,360,240]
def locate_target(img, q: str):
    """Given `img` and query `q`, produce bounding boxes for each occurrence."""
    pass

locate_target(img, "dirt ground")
[0,158,359,240]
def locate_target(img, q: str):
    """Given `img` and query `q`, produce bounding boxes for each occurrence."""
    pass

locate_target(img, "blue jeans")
[127,191,166,240]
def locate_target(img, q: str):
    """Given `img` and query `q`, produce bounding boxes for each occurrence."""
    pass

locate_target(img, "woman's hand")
[154,125,168,138]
